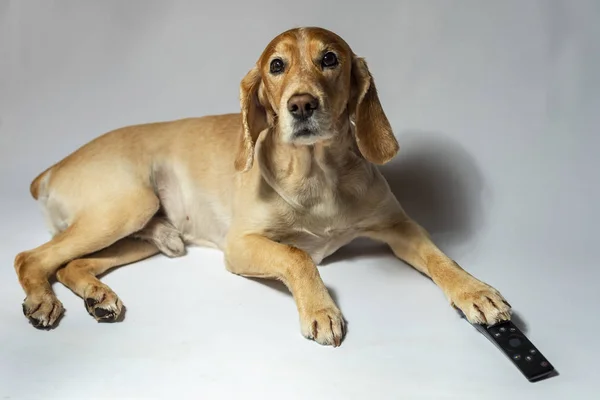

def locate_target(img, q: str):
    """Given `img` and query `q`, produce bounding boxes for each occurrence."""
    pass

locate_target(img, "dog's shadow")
[325,129,489,263]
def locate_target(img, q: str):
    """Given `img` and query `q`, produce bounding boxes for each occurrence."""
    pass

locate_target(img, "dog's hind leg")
[14,189,160,328]
[56,237,161,322]
[56,216,185,322]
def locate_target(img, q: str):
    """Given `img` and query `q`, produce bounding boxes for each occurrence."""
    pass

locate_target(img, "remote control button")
[525,356,533,361]
[513,354,521,361]
[499,327,506,332]
[540,361,549,367]
[510,327,516,332]
[494,332,501,337]
[529,349,537,354]
[509,338,522,347]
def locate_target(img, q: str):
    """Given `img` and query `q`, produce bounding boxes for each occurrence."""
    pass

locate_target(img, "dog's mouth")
[291,118,320,139]
[293,127,317,137]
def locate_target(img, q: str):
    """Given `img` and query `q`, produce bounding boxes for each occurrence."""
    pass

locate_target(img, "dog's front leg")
[366,218,512,325]
[225,234,345,346]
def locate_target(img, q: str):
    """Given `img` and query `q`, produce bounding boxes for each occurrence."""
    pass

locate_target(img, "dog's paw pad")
[83,285,122,322]
[22,294,64,329]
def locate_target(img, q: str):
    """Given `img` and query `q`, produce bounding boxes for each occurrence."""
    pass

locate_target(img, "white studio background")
[1,1,598,399]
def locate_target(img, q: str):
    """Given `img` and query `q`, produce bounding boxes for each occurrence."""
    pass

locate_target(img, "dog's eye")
[321,52,338,68]
[270,58,285,74]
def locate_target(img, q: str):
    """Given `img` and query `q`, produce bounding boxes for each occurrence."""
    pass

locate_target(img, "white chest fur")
[253,133,390,264]
[270,190,369,264]
[284,227,359,265]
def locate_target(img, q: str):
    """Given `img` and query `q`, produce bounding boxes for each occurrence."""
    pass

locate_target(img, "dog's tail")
[29,166,53,200]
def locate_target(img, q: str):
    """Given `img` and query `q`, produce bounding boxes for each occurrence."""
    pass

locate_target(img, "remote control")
[470,319,556,382]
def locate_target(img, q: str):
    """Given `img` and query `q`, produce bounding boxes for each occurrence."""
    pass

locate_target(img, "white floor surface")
[1,1,599,399]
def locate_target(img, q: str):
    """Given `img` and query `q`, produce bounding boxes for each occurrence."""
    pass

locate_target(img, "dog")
[14,27,511,346]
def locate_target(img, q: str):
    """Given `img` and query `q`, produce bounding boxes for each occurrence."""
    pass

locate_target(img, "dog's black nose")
[287,94,319,119]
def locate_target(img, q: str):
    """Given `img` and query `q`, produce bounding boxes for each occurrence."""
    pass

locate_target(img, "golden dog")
[15,27,511,346]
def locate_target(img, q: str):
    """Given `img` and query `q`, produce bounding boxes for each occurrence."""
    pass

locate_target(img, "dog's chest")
[286,227,358,265]
[259,156,386,264]
[274,196,365,265]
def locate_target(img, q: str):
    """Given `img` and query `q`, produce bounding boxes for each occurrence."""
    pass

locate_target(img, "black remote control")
[471,319,556,382]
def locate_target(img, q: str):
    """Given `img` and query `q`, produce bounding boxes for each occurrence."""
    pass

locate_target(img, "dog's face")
[235,27,399,172]
[257,28,353,145]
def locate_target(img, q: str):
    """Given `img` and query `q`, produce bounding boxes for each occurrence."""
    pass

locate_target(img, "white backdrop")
[1,1,598,399]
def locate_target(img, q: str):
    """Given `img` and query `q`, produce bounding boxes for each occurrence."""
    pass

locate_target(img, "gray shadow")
[379,130,488,249]
[326,130,488,263]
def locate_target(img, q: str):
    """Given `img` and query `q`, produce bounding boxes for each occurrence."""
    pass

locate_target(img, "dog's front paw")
[300,305,345,347]
[451,282,511,325]
[83,284,123,322]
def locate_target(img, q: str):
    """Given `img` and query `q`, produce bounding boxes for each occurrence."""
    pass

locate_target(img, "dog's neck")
[255,118,374,210]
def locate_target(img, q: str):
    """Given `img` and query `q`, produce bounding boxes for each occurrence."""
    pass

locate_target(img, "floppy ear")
[349,56,399,164]
[235,66,268,172]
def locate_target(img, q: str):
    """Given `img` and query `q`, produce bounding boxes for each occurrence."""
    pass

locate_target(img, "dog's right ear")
[235,65,268,172]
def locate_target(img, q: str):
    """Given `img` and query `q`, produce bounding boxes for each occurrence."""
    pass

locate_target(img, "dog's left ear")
[349,56,399,164]
[235,65,268,172]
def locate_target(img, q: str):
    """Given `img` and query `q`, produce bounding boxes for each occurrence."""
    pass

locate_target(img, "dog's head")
[235,27,399,172]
